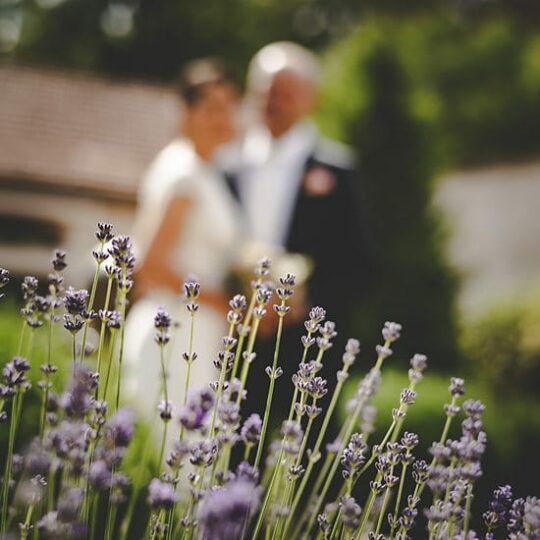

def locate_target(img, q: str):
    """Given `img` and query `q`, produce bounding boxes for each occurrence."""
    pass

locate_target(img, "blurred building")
[0,65,178,286]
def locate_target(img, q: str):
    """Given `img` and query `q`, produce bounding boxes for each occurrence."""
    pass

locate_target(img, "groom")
[221,42,368,425]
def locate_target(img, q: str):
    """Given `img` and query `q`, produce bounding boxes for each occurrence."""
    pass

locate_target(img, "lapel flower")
[302,166,337,196]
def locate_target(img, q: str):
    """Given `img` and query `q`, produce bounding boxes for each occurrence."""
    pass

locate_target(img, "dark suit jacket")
[285,138,366,331]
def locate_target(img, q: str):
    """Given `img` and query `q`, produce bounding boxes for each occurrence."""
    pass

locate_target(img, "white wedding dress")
[123,138,242,431]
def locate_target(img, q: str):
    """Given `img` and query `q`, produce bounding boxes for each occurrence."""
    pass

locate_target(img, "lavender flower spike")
[147,478,179,509]
[197,478,261,540]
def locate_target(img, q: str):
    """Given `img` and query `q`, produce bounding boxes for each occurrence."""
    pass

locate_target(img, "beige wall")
[434,160,540,316]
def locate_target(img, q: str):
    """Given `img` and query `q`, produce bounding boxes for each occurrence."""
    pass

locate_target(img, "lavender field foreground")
[0,224,539,540]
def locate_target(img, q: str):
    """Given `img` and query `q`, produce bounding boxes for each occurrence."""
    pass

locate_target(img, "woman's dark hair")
[177,59,237,106]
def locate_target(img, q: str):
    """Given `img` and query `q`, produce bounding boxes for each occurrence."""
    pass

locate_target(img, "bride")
[123,60,242,427]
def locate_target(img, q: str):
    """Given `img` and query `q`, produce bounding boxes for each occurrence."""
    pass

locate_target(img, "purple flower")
[483,484,514,531]
[184,280,201,301]
[218,400,240,427]
[400,388,417,406]
[236,461,259,483]
[57,488,84,522]
[147,478,178,509]
[88,460,112,491]
[51,250,67,272]
[3,356,30,387]
[342,338,360,368]
[410,353,428,371]
[96,222,114,243]
[190,439,218,467]
[64,287,89,316]
[0,267,9,287]
[449,377,465,397]
[108,235,135,270]
[106,408,134,447]
[197,478,260,540]
[254,257,271,278]
[62,366,96,418]
[179,388,215,431]
[47,420,87,460]
[340,496,362,529]
[241,414,262,445]
[25,440,52,476]
[382,321,402,342]
[154,307,172,345]
[21,276,39,302]
[153,307,172,330]
[341,433,367,480]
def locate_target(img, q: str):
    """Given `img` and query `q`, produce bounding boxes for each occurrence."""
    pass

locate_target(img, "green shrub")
[462,291,540,396]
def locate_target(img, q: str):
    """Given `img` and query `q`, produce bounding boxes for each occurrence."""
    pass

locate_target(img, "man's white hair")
[247,41,321,93]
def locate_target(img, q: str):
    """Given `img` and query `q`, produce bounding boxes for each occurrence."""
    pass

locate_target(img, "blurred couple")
[124,42,364,426]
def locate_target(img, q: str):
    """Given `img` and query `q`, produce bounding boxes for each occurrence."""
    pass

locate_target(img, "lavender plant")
[0,224,539,540]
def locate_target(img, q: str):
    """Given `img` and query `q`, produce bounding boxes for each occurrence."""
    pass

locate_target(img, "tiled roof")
[0,64,179,199]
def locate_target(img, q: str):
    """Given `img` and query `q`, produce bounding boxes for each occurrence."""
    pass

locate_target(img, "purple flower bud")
[254,257,271,278]
[400,388,417,406]
[376,344,393,359]
[64,287,89,316]
[51,250,67,272]
[449,377,465,397]
[88,460,112,491]
[241,414,262,445]
[236,461,259,483]
[22,276,39,301]
[147,478,178,509]
[179,388,214,430]
[106,408,134,447]
[57,488,84,522]
[382,321,402,342]
[229,294,247,312]
[0,268,9,288]
[184,280,201,301]
[96,222,114,243]
[197,478,260,540]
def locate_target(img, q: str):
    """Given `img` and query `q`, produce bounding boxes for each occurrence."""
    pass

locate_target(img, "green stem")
[374,467,395,536]
[89,492,99,540]
[80,247,104,362]
[96,276,114,388]
[208,322,234,440]
[254,308,285,470]
[20,504,34,540]
[17,319,26,356]
[229,286,258,383]
[47,462,57,512]
[235,316,261,406]
[252,446,285,539]
[119,436,154,540]
[462,482,473,538]
[39,315,54,440]
[102,329,118,401]
[158,343,169,468]
[389,462,409,538]
[1,393,20,536]
[182,312,196,408]
[104,503,118,540]
[354,488,377,540]
[115,285,128,412]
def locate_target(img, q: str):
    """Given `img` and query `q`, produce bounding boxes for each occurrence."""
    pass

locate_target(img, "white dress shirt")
[237,121,318,248]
